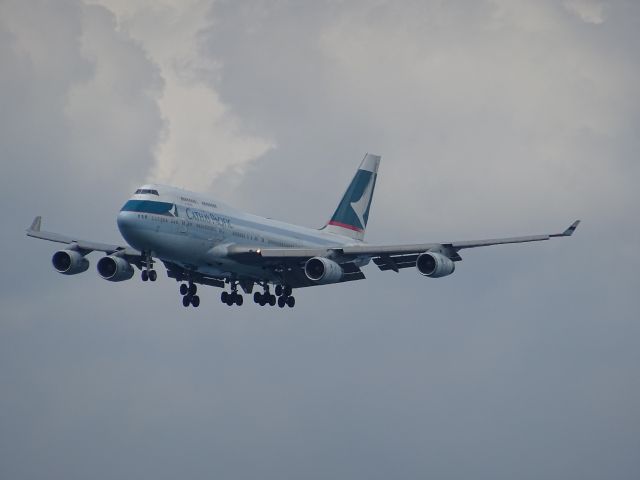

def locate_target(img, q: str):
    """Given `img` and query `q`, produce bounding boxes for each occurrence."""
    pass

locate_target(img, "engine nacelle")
[416,252,456,278]
[304,257,344,284]
[51,250,89,275]
[97,255,134,282]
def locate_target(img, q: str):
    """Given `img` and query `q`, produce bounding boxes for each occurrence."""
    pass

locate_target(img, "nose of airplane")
[117,209,136,235]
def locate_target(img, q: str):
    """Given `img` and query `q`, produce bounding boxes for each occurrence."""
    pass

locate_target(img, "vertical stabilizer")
[322,153,380,241]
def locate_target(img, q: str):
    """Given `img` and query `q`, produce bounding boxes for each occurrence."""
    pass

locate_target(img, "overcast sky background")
[1,1,639,479]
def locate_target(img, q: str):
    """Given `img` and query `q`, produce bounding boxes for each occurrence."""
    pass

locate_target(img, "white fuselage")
[116,184,357,282]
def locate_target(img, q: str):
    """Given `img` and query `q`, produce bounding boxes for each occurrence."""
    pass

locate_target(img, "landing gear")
[253,284,294,307]
[141,252,157,282]
[141,269,157,281]
[253,287,276,306]
[175,278,296,310]
[181,293,200,308]
[179,282,199,308]
[221,283,243,306]
[274,284,295,308]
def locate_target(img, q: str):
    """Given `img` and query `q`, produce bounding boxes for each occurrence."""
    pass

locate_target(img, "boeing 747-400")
[27,154,580,308]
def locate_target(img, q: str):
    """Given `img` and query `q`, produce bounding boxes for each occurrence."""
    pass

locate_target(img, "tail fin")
[321,153,380,241]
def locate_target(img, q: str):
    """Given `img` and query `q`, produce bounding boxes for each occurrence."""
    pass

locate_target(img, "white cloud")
[563,0,607,24]
[91,0,275,191]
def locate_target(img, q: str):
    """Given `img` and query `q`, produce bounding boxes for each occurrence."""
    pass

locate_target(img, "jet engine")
[51,250,89,275]
[416,252,455,278]
[304,257,344,284]
[97,255,134,282]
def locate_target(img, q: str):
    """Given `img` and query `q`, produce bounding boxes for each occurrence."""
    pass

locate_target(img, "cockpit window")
[135,188,159,196]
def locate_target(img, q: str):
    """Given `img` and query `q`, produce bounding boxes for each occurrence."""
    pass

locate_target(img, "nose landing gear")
[141,252,157,282]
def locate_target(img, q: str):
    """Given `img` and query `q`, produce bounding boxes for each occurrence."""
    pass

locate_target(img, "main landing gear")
[254,284,295,308]
[221,290,243,306]
[221,282,243,306]
[179,282,200,308]
[253,290,276,307]
[141,252,157,282]
[176,280,295,309]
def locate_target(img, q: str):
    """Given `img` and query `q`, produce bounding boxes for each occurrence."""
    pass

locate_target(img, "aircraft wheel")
[284,286,292,297]
[269,295,276,306]
[149,270,157,282]
[286,296,295,308]
[235,295,243,306]
[141,270,149,281]
[191,295,200,307]
[180,284,188,296]
[275,285,283,296]
[188,283,197,296]
[278,296,286,308]
[221,291,229,303]
[254,292,262,304]
[182,296,191,307]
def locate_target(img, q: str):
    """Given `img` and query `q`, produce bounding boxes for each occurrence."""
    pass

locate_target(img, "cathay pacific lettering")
[185,208,231,226]
[26,153,580,310]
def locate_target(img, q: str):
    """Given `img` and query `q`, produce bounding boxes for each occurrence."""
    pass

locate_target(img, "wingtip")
[28,216,42,232]
[563,220,580,236]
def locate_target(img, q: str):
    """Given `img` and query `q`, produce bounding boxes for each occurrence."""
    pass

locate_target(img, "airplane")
[26,153,580,309]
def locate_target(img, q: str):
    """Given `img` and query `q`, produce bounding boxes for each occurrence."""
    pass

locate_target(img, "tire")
[269,295,276,306]
[286,296,295,308]
[180,284,188,296]
[189,283,197,296]
[141,270,148,281]
[236,295,243,306]
[221,291,229,303]
[182,296,191,307]
[275,285,283,296]
[284,286,292,297]
[191,295,200,307]
[278,297,286,308]
[149,270,157,281]
[254,292,262,304]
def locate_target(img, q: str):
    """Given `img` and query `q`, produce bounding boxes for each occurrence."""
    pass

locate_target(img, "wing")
[227,220,581,273]
[26,216,143,266]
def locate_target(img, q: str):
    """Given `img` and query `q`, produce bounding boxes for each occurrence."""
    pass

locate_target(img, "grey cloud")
[1,1,639,480]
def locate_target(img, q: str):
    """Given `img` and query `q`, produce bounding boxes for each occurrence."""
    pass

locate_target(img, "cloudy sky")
[1,0,639,478]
